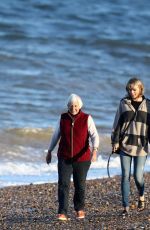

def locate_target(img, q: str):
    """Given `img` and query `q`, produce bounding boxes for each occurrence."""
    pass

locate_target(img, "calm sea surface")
[0,0,150,186]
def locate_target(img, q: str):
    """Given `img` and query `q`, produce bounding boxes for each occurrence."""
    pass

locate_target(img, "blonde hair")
[67,94,83,109]
[126,77,144,96]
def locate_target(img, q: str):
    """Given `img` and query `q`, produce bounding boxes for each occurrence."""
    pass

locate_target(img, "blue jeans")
[58,159,91,215]
[120,151,147,207]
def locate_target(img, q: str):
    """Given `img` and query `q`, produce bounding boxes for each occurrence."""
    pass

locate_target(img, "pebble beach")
[0,173,150,230]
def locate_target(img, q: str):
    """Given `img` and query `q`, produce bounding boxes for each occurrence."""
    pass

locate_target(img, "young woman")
[46,94,99,220]
[111,78,150,216]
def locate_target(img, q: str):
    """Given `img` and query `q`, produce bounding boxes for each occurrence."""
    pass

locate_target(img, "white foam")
[0,155,150,187]
[0,162,57,176]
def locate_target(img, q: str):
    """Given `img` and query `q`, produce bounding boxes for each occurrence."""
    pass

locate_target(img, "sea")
[0,0,150,187]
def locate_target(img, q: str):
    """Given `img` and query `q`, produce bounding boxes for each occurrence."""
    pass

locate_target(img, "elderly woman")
[46,94,99,221]
[111,78,150,216]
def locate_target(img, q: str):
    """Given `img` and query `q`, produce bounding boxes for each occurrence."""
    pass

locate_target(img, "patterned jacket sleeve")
[146,99,150,143]
[111,101,122,144]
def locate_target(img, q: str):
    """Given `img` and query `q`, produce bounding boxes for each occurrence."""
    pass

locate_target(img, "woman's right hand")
[112,143,119,153]
[46,150,52,164]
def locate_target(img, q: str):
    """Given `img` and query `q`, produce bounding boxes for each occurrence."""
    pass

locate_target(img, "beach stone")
[0,174,149,229]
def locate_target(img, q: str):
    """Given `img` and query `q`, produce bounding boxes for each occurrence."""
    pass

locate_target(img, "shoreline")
[0,173,150,229]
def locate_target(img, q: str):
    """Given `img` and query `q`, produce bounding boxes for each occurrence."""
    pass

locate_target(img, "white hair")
[67,94,83,109]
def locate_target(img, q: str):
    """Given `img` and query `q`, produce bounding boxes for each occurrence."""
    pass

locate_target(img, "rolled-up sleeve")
[48,118,61,151]
[88,115,99,149]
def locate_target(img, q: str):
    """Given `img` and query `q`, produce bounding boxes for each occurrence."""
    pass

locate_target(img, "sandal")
[121,210,129,217]
[120,207,130,217]
[137,200,145,211]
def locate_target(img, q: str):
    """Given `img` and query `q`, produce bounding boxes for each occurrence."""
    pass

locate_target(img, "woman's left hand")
[91,150,97,162]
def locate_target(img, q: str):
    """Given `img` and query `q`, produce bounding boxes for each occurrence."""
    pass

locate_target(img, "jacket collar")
[123,96,146,111]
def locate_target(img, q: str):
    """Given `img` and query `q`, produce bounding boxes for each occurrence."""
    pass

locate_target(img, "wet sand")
[0,173,150,230]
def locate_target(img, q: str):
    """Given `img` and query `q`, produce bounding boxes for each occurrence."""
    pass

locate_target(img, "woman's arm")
[88,115,99,161]
[111,102,122,152]
[46,118,61,164]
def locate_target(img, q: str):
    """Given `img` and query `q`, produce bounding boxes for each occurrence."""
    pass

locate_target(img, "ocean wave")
[0,127,110,153]
[0,128,54,159]
[0,155,150,188]
[89,38,150,51]
[2,127,54,140]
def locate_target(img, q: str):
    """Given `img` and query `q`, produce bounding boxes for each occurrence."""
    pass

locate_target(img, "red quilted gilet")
[57,111,91,162]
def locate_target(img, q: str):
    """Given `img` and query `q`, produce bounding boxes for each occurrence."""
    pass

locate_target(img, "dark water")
[0,0,150,186]
[0,0,150,129]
